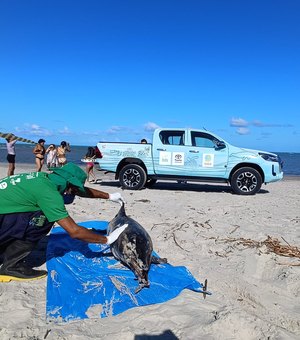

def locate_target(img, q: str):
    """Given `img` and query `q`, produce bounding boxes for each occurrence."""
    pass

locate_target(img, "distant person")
[45,144,58,168]
[84,146,97,183]
[95,145,102,159]
[141,139,147,144]
[6,135,17,176]
[57,141,71,166]
[0,163,126,282]
[33,139,46,172]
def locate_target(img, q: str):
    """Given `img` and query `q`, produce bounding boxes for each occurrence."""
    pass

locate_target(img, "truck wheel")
[119,164,147,190]
[231,167,262,195]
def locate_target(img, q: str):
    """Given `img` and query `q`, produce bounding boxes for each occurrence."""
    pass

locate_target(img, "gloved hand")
[106,224,128,245]
[108,192,125,205]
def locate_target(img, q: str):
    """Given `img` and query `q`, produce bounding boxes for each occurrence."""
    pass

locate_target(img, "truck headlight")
[258,152,279,163]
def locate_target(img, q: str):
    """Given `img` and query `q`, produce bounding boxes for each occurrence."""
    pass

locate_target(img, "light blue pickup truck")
[97,128,283,195]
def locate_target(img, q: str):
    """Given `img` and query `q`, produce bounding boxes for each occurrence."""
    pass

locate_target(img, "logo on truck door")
[159,151,171,165]
[202,154,214,167]
[159,151,184,166]
[172,152,184,165]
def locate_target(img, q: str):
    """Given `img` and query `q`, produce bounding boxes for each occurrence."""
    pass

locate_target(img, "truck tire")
[231,167,262,195]
[119,164,147,190]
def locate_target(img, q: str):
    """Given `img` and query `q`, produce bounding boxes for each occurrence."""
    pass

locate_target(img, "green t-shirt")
[0,172,69,222]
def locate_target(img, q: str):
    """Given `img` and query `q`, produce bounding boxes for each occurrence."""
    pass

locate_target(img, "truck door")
[152,130,188,175]
[185,131,228,177]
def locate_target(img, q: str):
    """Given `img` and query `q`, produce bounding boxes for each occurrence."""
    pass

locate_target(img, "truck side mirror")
[215,140,226,150]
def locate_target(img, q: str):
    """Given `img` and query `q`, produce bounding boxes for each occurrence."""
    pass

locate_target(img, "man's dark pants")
[0,211,54,250]
[0,211,54,279]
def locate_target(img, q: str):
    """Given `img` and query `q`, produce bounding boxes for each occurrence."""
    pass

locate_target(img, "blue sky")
[0,0,299,152]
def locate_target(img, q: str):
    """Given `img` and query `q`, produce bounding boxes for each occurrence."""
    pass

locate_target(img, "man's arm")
[78,187,110,199]
[57,216,128,245]
[76,187,125,205]
[58,216,108,243]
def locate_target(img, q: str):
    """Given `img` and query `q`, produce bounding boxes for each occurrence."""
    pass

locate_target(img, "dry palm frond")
[211,235,300,259]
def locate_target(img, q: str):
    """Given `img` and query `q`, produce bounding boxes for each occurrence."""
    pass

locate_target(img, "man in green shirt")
[0,163,127,282]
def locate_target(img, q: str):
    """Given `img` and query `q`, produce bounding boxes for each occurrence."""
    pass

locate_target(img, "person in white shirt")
[46,144,58,168]
[6,136,17,176]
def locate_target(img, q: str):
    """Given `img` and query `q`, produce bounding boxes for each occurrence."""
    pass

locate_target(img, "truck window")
[159,131,185,145]
[191,131,216,148]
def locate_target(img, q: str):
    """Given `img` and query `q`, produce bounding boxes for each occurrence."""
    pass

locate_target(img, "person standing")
[84,146,97,183]
[57,141,71,166]
[6,135,17,176]
[45,144,58,168]
[33,139,46,172]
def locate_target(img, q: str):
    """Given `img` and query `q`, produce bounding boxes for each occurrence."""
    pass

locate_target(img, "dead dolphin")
[107,203,167,293]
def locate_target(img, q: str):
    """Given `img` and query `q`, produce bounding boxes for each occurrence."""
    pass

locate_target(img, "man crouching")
[0,163,126,282]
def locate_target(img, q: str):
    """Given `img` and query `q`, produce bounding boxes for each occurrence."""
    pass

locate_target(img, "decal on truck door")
[172,152,184,165]
[159,152,185,166]
[202,154,214,167]
[159,151,172,165]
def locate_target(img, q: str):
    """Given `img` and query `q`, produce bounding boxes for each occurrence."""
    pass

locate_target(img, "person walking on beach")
[45,144,58,168]
[57,141,71,166]
[33,139,46,172]
[84,146,97,183]
[6,135,17,176]
[0,163,126,282]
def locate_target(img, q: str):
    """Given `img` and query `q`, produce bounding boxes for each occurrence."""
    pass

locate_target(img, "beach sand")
[0,163,299,339]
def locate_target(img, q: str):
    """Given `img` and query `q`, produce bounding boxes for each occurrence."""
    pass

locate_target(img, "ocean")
[0,143,299,176]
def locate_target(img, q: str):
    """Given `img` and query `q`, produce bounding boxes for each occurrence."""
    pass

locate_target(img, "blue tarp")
[46,221,206,322]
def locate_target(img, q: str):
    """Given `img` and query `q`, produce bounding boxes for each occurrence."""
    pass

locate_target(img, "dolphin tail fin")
[117,201,127,217]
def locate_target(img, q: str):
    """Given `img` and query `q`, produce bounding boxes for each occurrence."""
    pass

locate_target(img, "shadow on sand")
[96,179,269,195]
[134,329,179,340]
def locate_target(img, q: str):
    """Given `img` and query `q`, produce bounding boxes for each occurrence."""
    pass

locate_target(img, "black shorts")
[0,211,54,247]
[7,154,15,163]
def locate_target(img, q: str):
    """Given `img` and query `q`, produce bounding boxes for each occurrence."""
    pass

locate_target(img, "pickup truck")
[96,128,283,195]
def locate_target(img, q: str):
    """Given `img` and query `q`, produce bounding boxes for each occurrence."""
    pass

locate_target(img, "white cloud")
[31,124,40,130]
[144,122,160,131]
[107,126,123,134]
[230,117,249,127]
[58,126,72,135]
[15,123,52,137]
[252,120,293,128]
[236,127,250,135]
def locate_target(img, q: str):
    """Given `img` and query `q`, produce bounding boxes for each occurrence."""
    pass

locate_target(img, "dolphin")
[107,203,167,293]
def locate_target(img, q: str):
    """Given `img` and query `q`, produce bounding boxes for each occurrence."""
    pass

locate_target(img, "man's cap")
[49,163,87,193]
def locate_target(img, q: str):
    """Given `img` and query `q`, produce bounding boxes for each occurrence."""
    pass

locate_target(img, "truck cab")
[152,129,229,178]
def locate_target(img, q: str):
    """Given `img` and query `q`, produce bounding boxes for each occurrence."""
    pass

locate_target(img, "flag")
[0,132,36,144]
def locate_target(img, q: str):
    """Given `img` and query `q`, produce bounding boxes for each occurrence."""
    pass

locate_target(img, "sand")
[0,162,299,340]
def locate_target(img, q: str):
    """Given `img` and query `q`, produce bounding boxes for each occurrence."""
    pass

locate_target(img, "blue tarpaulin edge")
[46,221,206,322]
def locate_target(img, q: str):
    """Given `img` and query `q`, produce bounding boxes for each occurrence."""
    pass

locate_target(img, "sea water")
[0,143,299,176]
